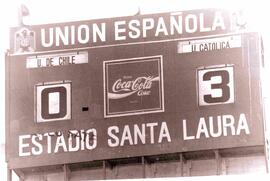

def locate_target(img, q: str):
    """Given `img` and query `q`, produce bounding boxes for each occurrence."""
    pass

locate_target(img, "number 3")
[198,66,234,106]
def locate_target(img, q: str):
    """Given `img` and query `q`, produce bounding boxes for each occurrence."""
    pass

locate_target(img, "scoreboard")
[6,9,265,169]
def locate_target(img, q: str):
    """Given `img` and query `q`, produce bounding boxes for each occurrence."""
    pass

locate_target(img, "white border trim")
[10,32,246,56]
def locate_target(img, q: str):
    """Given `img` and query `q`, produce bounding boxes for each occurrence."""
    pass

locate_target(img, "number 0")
[41,86,67,119]
[36,82,71,122]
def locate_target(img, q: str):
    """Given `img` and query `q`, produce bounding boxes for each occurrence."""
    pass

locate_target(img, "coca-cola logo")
[108,76,159,99]
[104,55,164,118]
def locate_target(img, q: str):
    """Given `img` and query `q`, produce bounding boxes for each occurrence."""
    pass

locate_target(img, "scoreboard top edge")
[10,8,229,29]
[8,8,254,56]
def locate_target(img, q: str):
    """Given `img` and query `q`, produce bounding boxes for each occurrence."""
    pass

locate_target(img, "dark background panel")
[6,33,265,169]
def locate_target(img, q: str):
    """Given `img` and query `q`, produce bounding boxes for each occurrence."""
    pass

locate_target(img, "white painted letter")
[86,129,97,150]
[19,135,31,157]
[54,133,67,153]
[142,18,154,37]
[199,13,211,32]
[108,126,119,147]
[129,20,141,39]
[146,122,158,144]
[93,23,106,42]
[196,117,210,139]
[212,11,225,30]
[68,130,80,152]
[170,15,183,35]
[78,25,90,44]
[209,116,222,137]
[158,122,171,143]
[120,125,133,146]
[185,14,197,33]
[31,134,43,155]
[134,124,145,144]
[222,115,235,136]
[183,119,195,140]
[115,21,126,40]
[41,28,54,47]
[155,17,168,36]
[44,133,52,154]
[55,26,69,46]
[70,25,75,45]
[236,113,250,135]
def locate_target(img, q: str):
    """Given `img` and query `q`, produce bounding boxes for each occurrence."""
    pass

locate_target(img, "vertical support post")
[63,164,70,181]
[264,139,269,173]
[179,153,184,176]
[214,149,221,175]
[7,168,12,181]
[14,169,25,181]
[142,156,146,178]
[103,160,106,180]
[187,160,192,176]
[6,53,11,181]
[221,158,228,175]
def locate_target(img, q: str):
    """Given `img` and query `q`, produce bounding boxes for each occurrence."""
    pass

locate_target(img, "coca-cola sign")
[103,56,164,118]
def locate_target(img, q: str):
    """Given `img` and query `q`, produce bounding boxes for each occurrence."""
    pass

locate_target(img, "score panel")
[35,81,71,122]
[197,65,234,106]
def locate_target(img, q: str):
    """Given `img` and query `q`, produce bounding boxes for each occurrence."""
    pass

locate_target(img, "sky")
[1,0,270,180]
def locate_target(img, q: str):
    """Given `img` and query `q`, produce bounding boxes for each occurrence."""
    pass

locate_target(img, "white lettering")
[54,133,67,153]
[120,125,133,146]
[196,117,210,139]
[44,133,52,154]
[70,25,75,45]
[209,116,222,137]
[108,126,120,147]
[183,119,195,140]
[55,26,69,46]
[80,130,85,151]
[146,122,158,144]
[68,130,80,152]
[155,17,168,36]
[236,113,250,135]
[183,114,250,141]
[115,21,126,40]
[129,20,141,39]
[185,14,197,33]
[19,135,31,157]
[134,124,145,144]
[39,12,228,48]
[41,28,54,47]
[199,13,211,32]
[31,134,43,155]
[78,25,90,44]
[170,15,183,35]
[158,122,171,143]
[142,18,154,37]
[212,11,225,30]
[222,114,235,136]
[93,23,106,42]
[85,129,97,150]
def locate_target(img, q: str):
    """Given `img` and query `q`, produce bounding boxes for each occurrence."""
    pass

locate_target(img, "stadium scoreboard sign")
[10,9,237,54]
[6,8,265,169]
